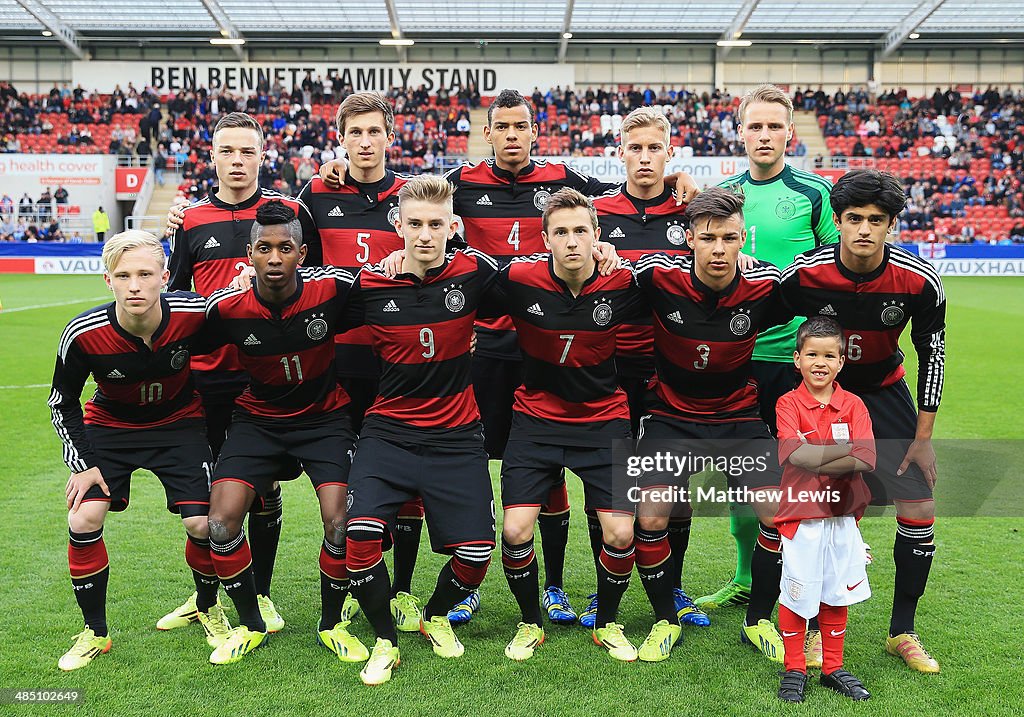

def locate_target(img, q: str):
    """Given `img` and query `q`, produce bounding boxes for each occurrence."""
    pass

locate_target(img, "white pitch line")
[0,380,95,389]
[2,296,108,313]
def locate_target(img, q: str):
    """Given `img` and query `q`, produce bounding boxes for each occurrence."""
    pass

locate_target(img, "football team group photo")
[1,3,1020,714]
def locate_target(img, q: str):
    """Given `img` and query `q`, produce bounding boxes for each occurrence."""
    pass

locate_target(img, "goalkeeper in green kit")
[694,84,838,667]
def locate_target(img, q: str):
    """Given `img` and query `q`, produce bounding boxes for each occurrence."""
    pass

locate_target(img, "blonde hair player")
[49,231,224,671]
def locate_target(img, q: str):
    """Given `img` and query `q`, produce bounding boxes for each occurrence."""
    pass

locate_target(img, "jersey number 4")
[507,222,520,252]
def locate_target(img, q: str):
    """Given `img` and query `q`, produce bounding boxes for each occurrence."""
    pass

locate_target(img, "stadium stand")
[528,85,807,158]
[1,81,470,204]
[806,86,1024,242]
[4,77,1023,244]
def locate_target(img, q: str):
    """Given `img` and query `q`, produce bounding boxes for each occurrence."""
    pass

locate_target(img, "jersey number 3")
[693,344,711,370]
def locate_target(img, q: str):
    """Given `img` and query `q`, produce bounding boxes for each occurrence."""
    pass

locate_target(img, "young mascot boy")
[774,316,874,703]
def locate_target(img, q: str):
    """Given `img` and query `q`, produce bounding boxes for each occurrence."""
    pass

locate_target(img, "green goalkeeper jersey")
[719,164,839,362]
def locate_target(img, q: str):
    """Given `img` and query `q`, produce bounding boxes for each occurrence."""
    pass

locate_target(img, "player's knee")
[182,515,209,539]
[502,518,534,546]
[751,495,780,524]
[67,509,104,534]
[601,521,635,549]
[323,516,346,547]
[208,516,240,544]
[895,499,935,524]
[637,514,669,532]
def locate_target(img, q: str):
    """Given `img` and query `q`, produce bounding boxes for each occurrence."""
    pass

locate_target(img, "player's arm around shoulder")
[477,256,516,320]
[166,217,193,292]
[752,264,795,329]
[777,246,827,315]
[338,268,368,331]
[608,259,649,322]
[632,251,688,286]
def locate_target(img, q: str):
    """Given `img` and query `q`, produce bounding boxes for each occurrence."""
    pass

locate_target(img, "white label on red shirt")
[831,422,850,444]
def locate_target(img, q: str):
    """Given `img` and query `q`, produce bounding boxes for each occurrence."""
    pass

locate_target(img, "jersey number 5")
[356,232,371,264]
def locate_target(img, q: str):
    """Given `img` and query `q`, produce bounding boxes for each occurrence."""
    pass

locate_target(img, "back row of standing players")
[51,85,944,686]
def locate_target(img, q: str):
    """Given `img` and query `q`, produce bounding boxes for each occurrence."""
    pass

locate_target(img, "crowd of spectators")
[164,82,469,200]
[529,85,806,157]
[2,80,152,155]
[2,80,470,201]
[5,78,1024,243]
[803,84,1024,242]
[0,187,79,242]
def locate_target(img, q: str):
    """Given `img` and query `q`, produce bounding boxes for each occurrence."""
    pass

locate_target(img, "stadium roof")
[0,0,1021,52]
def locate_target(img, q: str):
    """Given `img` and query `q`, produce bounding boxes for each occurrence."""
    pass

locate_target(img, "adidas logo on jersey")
[527,303,544,316]
[244,334,261,346]
[204,236,221,249]
[383,300,400,313]
[106,369,125,379]
[328,206,345,217]
[476,194,493,206]
[667,311,684,325]
[609,227,626,239]
[820,304,838,316]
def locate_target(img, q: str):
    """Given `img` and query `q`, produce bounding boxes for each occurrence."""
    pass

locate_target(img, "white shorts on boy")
[779,516,871,620]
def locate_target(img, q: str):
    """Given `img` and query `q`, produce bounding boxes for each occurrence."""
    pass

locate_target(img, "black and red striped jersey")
[445,159,616,360]
[593,184,690,376]
[298,172,409,379]
[168,187,320,382]
[204,266,354,423]
[48,293,208,473]
[496,255,648,446]
[634,253,791,423]
[779,243,946,411]
[345,247,499,446]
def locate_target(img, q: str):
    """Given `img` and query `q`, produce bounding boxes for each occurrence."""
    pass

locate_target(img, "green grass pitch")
[0,275,1022,716]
